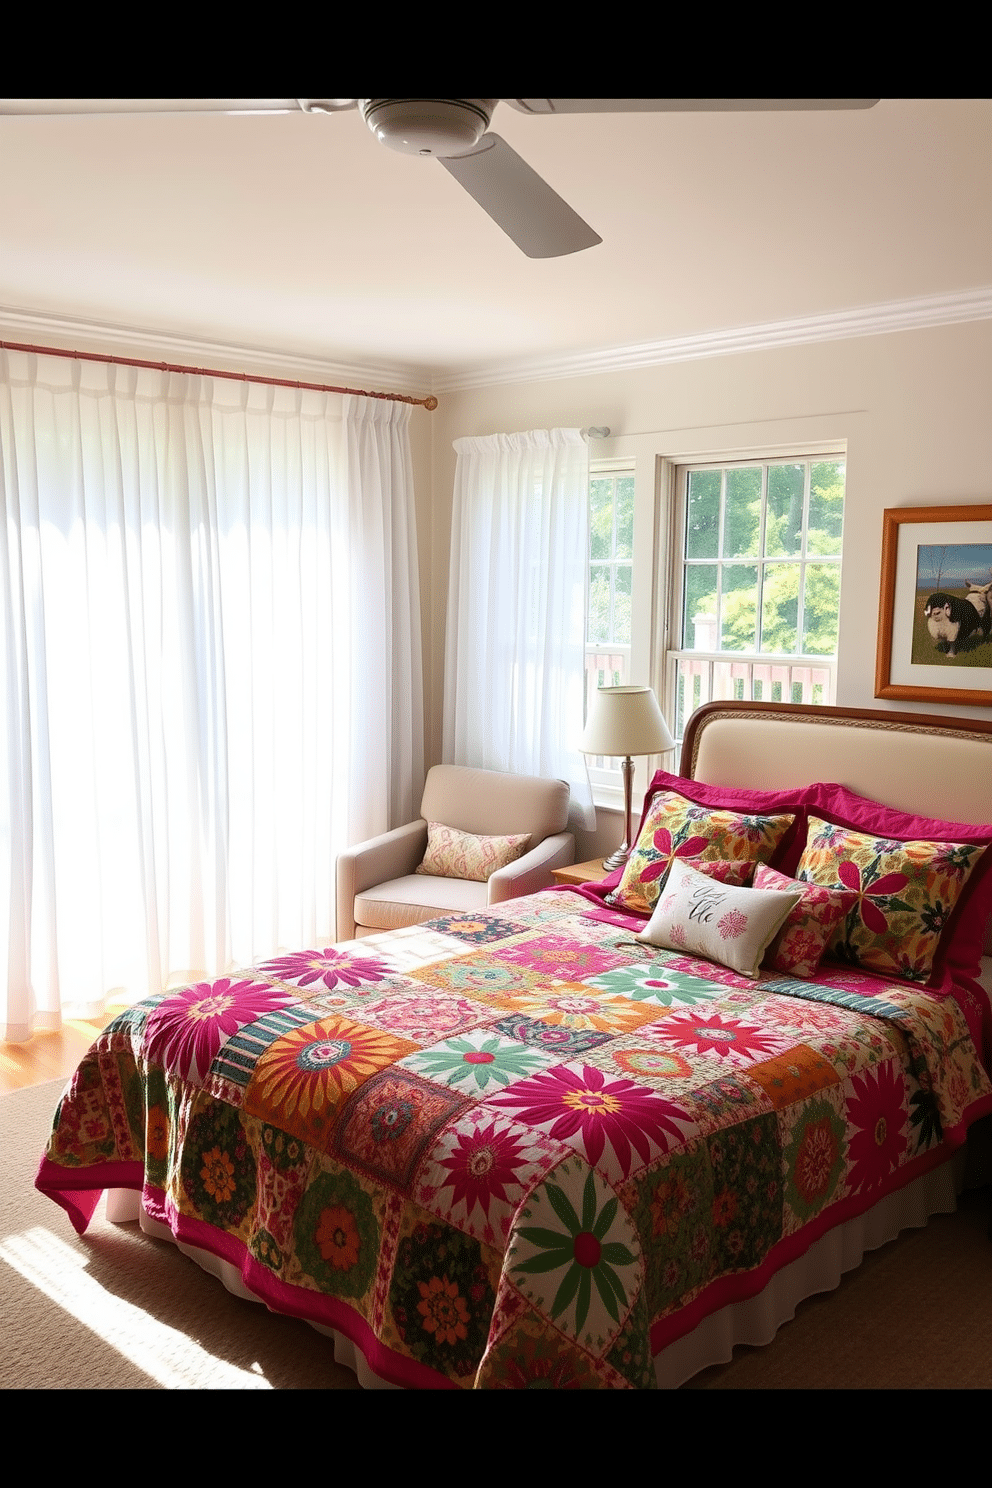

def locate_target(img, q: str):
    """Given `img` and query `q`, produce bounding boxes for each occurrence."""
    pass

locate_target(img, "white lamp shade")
[579,685,675,757]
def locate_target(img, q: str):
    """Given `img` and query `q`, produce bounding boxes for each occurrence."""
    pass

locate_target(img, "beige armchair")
[336,764,575,940]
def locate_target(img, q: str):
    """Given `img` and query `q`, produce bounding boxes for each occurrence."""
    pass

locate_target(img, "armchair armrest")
[336,820,428,940]
[487,831,575,904]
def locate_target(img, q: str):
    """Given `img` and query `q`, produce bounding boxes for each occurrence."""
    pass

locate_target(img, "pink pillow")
[803,783,992,989]
[754,862,858,978]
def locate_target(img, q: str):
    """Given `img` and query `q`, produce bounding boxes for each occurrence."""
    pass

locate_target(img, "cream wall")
[426,318,991,856]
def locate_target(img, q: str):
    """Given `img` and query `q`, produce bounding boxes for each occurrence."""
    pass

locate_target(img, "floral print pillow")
[635,861,802,978]
[753,863,858,978]
[606,791,796,917]
[417,822,531,883]
[795,816,985,983]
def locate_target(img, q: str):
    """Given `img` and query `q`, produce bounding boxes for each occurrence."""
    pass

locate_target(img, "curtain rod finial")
[582,426,610,439]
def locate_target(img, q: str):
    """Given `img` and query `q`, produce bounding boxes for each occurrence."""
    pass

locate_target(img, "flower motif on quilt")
[243,1016,419,1151]
[410,954,542,1002]
[316,1205,361,1270]
[487,1061,696,1184]
[494,933,630,982]
[416,1109,566,1245]
[491,1014,613,1058]
[400,1030,550,1094]
[356,991,490,1042]
[609,1045,695,1085]
[417,1275,471,1346]
[292,1166,380,1300]
[144,978,295,1085]
[255,946,391,992]
[426,913,529,945]
[509,1158,641,1349]
[588,962,723,1008]
[781,1095,846,1226]
[843,1059,908,1196]
[508,986,661,1036]
[483,1325,600,1389]
[648,1164,697,1240]
[386,1219,497,1382]
[653,1009,790,1066]
[201,1146,236,1204]
[180,1095,256,1229]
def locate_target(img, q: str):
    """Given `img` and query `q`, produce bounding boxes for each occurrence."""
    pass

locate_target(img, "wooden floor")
[1,1016,116,1093]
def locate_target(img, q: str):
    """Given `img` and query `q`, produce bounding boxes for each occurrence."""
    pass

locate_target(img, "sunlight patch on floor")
[1,1226,272,1388]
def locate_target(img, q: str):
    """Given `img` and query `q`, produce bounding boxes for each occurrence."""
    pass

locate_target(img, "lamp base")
[601,754,636,877]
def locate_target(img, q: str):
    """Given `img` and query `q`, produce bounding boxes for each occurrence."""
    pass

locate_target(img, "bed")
[36,702,992,1388]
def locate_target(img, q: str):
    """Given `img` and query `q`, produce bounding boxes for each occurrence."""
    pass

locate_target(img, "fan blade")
[506,99,879,113]
[0,99,310,115]
[439,133,601,259]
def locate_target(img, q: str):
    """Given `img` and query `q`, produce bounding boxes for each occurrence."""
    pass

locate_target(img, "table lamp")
[579,684,676,872]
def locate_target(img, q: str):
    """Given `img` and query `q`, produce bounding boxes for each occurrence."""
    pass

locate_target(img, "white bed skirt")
[103,1146,966,1389]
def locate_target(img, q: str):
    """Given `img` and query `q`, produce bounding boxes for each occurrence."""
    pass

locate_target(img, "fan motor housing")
[361,99,497,157]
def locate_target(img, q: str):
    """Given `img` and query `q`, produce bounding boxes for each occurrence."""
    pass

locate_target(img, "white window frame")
[585,458,635,804]
[664,453,845,745]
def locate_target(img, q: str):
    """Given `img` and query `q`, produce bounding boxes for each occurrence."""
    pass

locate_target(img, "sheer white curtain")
[1,349,423,1041]
[443,427,593,828]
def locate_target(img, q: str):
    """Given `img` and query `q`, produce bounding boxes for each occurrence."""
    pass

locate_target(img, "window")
[667,456,845,741]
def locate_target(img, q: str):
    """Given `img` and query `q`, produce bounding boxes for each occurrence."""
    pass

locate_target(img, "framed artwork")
[874,504,992,706]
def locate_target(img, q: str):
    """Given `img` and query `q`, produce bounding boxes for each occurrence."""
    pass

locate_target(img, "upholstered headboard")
[680,702,992,954]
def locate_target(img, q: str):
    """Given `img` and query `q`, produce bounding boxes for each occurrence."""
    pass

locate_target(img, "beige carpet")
[3,1079,990,1389]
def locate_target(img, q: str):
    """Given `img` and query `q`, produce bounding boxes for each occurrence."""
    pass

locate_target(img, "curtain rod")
[0,339,439,411]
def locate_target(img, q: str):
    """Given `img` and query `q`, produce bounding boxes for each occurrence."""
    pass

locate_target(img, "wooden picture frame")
[874,504,992,705]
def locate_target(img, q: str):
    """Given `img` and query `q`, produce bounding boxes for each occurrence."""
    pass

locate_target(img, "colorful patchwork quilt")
[36,890,992,1389]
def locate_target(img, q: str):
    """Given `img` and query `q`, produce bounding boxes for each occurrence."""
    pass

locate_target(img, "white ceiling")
[1,99,990,390]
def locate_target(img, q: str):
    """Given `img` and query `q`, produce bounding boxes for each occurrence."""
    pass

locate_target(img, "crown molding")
[431,286,992,393]
[4,287,990,400]
[0,304,435,396]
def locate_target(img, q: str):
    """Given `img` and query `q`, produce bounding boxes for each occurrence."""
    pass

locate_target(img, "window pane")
[683,564,718,649]
[615,476,634,559]
[765,463,804,557]
[760,562,799,652]
[588,566,611,643]
[802,563,841,653]
[686,470,720,559]
[723,467,762,558]
[721,564,758,651]
[808,461,845,556]
[589,479,614,561]
[614,563,632,644]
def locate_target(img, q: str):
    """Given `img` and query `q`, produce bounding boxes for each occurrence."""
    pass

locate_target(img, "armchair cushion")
[416,822,531,882]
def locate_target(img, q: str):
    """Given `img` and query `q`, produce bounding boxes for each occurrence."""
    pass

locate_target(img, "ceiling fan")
[1,98,880,260]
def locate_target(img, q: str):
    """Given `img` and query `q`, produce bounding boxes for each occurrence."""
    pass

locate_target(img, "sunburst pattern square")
[414,1108,569,1246]
[243,1015,419,1152]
